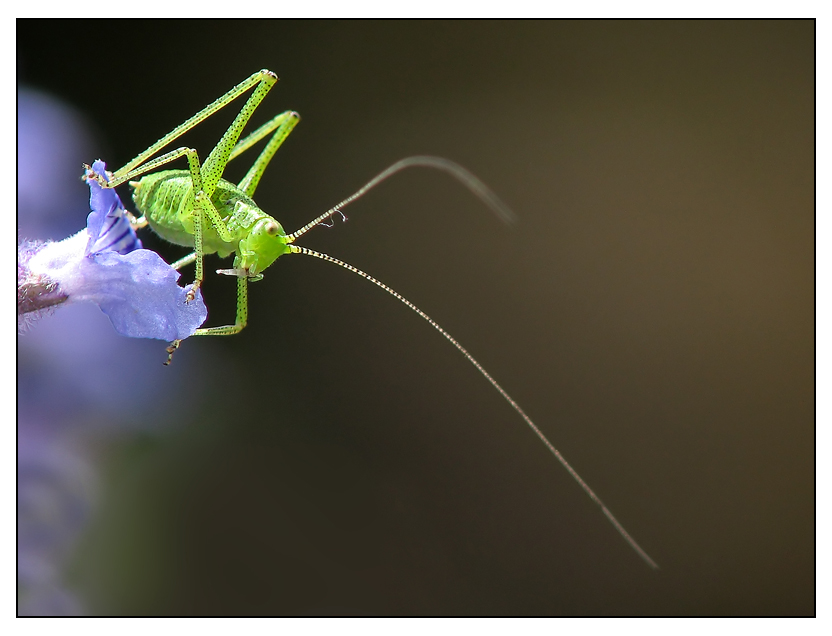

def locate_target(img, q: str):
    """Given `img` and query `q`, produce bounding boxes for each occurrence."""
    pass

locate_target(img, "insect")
[92,69,658,570]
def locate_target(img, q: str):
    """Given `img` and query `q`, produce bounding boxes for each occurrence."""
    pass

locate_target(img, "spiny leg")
[288,244,659,570]
[170,252,197,271]
[106,70,279,189]
[228,110,299,163]
[182,151,209,300]
[163,340,181,366]
[232,111,300,197]
[88,145,202,195]
[180,150,237,301]
[193,274,249,337]
[102,72,278,195]
[199,73,280,197]
[164,274,249,365]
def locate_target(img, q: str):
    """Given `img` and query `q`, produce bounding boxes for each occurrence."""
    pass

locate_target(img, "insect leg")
[165,264,248,364]
[170,252,197,270]
[200,73,279,198]
[108,70,279,187]
[192,275,249,337]
[184,151,236,301]
[232,111,300,197]
[89,146,197,190]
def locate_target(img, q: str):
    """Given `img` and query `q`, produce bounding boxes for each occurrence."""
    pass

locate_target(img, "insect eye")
[265,221,279,236]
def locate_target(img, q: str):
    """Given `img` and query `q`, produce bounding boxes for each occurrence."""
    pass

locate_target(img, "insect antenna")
[286,156,516,242]
[288,243,659,570]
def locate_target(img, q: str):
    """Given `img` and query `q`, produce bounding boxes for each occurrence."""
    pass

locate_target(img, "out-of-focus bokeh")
[17,20,813,615]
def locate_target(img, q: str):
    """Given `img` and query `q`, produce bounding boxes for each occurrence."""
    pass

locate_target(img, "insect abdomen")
[131,170,264,258]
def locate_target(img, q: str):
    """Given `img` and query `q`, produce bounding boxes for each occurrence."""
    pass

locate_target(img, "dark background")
[17,20,814,615]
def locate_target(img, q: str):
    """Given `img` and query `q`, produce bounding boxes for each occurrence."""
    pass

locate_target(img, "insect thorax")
[131,169,271,258]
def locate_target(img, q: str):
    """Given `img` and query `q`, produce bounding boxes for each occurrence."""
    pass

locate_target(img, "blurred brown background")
[17,20,813,615]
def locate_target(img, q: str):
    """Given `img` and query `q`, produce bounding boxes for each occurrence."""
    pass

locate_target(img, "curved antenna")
[287,156,516,242]
[289,244,659,570]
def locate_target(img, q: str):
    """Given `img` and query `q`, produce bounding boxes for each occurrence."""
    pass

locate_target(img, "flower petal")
[23,160,208,341]
[87,250,207,341]
[84,160,142,256]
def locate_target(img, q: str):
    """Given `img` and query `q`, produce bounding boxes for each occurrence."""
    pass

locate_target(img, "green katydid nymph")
[91,69,658,570]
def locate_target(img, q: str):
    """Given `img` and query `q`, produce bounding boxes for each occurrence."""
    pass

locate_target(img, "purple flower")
[18,88,212,616]
[19,160,207,341]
